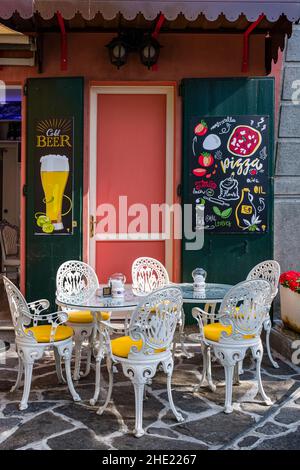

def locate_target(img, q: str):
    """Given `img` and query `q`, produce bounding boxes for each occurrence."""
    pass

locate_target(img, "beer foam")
[40,154,69,172]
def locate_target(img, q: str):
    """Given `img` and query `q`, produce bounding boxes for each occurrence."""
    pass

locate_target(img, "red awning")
[1,1,300,22]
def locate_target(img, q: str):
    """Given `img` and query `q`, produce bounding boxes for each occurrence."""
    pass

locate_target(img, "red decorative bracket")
[151,13,165,71]
[152,13,165,40]
[242,14,265,73]
[56,11,67,71]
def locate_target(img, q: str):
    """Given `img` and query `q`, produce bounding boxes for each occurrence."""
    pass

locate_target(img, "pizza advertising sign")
[189,115,269,234]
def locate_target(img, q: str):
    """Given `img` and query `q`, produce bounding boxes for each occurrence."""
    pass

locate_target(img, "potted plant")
[280,271,300,333]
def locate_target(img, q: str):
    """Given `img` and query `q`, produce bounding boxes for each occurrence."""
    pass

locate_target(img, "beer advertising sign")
[34,118,73,235]
[189,115,269,234]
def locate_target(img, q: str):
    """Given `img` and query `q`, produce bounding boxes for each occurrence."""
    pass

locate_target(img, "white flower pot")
[280,285,300,333]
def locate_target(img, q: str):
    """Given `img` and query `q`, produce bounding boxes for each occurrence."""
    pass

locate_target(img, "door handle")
[90,215,96,238]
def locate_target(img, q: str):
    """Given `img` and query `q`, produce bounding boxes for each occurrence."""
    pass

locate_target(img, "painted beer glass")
[40,154,69,231]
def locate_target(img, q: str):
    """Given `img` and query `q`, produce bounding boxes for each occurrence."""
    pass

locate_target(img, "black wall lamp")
[106,31,161,69]
[106,34,130,69]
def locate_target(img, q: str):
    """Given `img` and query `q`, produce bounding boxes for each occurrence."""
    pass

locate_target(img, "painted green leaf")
[221,207,232,219]
[213,206,222,216]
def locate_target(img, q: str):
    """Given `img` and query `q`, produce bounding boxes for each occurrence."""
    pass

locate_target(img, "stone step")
[270,320,300,364]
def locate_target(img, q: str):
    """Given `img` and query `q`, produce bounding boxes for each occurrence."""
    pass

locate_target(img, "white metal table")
[56,282,232,353]
[56,282,232,314]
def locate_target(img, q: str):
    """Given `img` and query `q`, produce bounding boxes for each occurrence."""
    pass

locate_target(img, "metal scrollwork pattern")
[131,257,169,296]
[246,260,280,300]
[3,276,68,345]
[129,286,182,356]
[56,260,99,304]
[218,279,272,343]
[3,277,34,342]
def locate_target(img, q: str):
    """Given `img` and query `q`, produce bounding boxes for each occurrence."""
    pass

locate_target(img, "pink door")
[89,86,174,283]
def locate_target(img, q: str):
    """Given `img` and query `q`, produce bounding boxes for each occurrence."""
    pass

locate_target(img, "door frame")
[0,82,24,294]
[88,82,176,278]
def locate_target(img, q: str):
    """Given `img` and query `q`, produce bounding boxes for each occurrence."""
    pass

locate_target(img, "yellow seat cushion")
[203,323,254,342]
[97,312,111,321]
[68,310,94,323]
[111,335,165,358]
[25,325,74,343]
[67,310,110,323]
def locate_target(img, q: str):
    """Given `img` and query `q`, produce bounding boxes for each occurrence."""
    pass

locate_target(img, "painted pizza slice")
[227,125,262,157]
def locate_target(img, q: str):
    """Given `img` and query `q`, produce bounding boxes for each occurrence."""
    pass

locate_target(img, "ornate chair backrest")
[246,260,280,300]
[2,276,36,344]
[128,286,182,357]
[56,260,99,305]
[0,221,19,259]
[131,257,170,296]
[218,279,272,343]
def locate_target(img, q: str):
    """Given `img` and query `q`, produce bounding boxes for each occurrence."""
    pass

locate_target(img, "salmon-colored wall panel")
[271,49,284,131]
[0,33,265,82]
[96,241,165,283]
[97,93,166,217]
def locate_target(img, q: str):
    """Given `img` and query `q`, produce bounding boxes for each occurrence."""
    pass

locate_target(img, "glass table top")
[175,283,232,303]
[56,283,232,311]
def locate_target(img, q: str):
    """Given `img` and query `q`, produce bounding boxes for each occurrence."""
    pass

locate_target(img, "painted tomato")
[227,125,262,157]
[194,120,208,136]
[193,168,207,177]
[198,152,214,167]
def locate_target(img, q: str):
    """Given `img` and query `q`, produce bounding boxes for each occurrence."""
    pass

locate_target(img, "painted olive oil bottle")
[235,188,259,231]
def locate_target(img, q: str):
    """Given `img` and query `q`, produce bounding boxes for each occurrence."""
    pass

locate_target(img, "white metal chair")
[246,260,281,368]
[3,276,80,410]
[193,279,273,413]
[56,260,105,380]
[132,257,170,295]
[94,286,184,437]
[132,256,188,356]
[0,221,20,280]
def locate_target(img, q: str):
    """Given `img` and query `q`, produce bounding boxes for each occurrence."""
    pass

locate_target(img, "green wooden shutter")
[25,77,84,307]
[181,78,274,322]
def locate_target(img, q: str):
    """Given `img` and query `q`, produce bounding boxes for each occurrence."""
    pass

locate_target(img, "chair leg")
[122,364,156,438]
[195,343,207,392]
[223,364,234,414]
[54,346,65,384]
[90,325,106,406]
[11,356,23,392]
[264,319,279,369]
[206,346,216,392]
[20,362,34,411]
[179,307,192,358]
[90,354,102,406]
[132,379,146,438]
[73,337,83,381]
[251,343,273,406]
[81,341,92,378]
[97,355,114,415]
[56,343,81,402]
[162,360,184,422]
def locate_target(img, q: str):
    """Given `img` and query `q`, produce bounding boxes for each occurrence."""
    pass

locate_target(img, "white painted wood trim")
[0,57,35,66]
[89,85,175,279]
[95,233,168,241]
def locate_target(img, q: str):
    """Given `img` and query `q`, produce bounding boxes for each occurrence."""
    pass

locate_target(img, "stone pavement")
[0,343,300,450]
